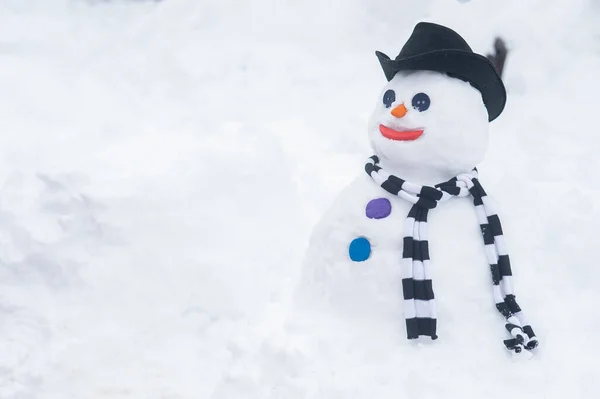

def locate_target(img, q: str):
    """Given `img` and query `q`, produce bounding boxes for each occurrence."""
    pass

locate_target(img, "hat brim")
[375,49,506,121]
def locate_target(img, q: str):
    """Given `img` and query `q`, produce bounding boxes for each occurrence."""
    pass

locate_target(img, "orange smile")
[379,124,424,141]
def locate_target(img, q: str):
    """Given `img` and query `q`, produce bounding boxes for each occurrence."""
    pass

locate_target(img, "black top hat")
[376,22,506,121]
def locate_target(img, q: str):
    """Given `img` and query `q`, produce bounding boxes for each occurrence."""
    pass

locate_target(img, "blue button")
[349,237,371,262]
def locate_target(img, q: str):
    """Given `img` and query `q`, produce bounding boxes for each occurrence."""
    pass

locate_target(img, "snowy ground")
[1,0,600,397]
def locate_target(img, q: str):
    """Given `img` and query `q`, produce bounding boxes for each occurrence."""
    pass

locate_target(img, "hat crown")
[397,22,472,60]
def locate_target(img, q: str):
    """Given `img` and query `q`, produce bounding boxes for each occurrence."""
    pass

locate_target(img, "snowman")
[299,22,538,355]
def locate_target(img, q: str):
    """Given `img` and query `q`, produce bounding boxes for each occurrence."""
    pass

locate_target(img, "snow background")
[1,0,599,397]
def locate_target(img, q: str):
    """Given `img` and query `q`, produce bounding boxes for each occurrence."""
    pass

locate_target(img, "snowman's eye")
[382,89,395,108]
[412,92,430,112]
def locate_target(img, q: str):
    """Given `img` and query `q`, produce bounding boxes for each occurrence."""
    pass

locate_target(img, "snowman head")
[369,22,506,181]
[367,70,490,178]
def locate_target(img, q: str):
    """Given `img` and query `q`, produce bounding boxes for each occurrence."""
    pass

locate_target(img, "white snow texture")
[1,0,599,398]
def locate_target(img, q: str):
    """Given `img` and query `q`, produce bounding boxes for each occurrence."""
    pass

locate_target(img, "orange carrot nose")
[391,104,407,118]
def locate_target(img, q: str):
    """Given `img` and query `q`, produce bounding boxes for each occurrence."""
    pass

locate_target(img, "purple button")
[366,198,391,219]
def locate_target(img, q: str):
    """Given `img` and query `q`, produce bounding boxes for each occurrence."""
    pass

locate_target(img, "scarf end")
[406,318,437,340]
[504,335,538,356]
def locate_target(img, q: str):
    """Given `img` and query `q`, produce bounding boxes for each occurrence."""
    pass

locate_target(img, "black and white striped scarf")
[365,155,538,354]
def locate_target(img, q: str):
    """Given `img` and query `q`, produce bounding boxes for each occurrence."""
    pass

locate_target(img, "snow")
[1,0,599,397]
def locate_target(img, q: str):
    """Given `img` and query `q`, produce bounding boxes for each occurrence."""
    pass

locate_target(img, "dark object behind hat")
[486,37,508,78]
[376,22,506,121]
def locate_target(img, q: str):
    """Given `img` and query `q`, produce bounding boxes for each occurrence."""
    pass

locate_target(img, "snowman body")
[297,70,501,339]
[300,174,498,334]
